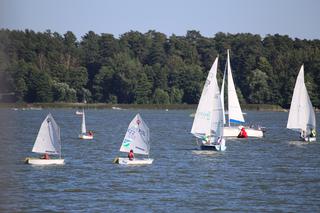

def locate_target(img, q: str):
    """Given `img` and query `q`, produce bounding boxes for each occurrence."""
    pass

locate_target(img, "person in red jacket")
[238,127,248,138]
[128,150,134,160]
[41,153,50,160]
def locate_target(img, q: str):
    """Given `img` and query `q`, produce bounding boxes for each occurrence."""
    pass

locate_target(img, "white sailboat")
[222,49,263,138]
[25,113,64,165]
[114,114,154,164]
[191,57,226,151]
[78,109,93,139]
[287,65,316,142]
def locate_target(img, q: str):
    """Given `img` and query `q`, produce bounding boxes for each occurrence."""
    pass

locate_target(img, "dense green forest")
[0,29,319,108]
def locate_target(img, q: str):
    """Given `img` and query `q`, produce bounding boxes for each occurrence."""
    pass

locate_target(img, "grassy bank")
[0,102,287,111]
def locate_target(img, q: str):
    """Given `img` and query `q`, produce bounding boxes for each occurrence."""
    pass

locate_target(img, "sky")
[0,0,319,40]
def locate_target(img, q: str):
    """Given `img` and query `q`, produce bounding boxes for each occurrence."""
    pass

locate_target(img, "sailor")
[238,127,248,138]
[128,149,134,160]
[202,135,210,144]
[310,129,316,137]
[300,130,306,139]
[41,153,50,160]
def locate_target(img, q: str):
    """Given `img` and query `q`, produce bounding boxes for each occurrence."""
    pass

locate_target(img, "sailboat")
[114,114,154,164]
[25,113,64,165]
[221,49,264,138]
[78,109,93,139]
[287,65,316,142]
[191,57,226,151]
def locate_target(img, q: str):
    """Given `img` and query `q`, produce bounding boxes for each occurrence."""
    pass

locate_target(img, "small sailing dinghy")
[114,114,153,165]
[78,109,93,140]
[221,49,263,138]
[25,113,64,165]
[191,57,226,151]
[287,65,316,142]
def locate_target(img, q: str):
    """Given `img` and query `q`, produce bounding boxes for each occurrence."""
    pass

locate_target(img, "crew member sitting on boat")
[201,135,211,144]
[300,130,306,139]
[238,127,248,138]
[310,129,316,137]
[128,150,134,160]
[40,153,50,160]
[88,131,93,136]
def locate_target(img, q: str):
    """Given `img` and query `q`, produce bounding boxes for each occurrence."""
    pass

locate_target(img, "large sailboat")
[221,49,264,138]
[287,65,316,142]
[25,113,64,165]
[191,56,226,151]
[114,114,154,164]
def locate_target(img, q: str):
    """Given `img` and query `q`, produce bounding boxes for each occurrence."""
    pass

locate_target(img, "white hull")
[114,157,153,165]
[76,111,83,115]
[224,126,263,138]
[25,158,64,165]
[79,134,93,140]
[303,137,316,142]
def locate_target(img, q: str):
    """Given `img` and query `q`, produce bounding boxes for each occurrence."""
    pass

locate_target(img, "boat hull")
[25,158,64,165]
[79,134,93,140]
[114,157,153,165]
[303,137,316,142]
[200,139,226,151]
[224,126,263,138]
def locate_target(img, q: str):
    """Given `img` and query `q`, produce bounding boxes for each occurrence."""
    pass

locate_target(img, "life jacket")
[128,152,134,160]
[238,128,248,138]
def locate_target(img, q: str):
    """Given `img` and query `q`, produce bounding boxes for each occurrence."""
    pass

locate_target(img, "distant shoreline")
[0,103,288,111]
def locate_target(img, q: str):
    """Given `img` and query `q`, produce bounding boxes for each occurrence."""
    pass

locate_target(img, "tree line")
[0,29,319,108]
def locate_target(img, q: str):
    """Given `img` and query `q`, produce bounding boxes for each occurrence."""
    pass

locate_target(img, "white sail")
[287,65,316,133]
[211,92,224,140]
[191,57,219,138]
[32,114,61,155]
[221,60,227,125]
[120,114,150,155]
[227,49,245,125]
[81,109,86,134]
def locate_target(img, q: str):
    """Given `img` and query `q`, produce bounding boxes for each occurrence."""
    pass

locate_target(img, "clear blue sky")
[1,0,319,40]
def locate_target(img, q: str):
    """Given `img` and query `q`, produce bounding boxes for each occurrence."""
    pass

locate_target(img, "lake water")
[0,109,319,212]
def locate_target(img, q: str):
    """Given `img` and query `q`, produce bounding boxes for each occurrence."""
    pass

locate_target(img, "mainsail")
[32,114,61,155]
[287,65,316,133]
[226,49,245,125]
[120,114,150,155]
[191,57,224,141]
[81,109,86,134]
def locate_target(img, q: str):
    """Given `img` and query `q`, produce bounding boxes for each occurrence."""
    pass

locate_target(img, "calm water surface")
[0,109,319,212]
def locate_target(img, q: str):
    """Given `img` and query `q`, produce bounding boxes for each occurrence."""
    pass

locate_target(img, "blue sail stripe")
[229,119,244,124]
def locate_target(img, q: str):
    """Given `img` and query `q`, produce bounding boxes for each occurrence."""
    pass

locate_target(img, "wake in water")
[287,140,309,148]
[192,150,221,155]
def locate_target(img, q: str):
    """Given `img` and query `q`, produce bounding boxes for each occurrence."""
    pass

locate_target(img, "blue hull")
[200,145,218,151]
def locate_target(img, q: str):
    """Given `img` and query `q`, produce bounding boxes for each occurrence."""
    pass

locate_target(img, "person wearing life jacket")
[310,128,316,137]
[202,135,211,145]
[128,150,134,160]
[238,127,248,138]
